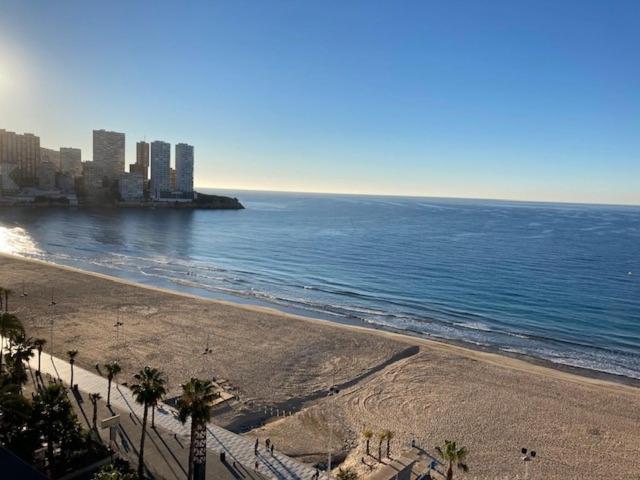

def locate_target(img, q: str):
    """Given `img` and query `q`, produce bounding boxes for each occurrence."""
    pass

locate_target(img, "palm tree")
[362,428,373,456]
[34,338,46,374]
[8,333,34,389]
[385,430,394,458]
[89,392,102,429]
[104,361,122,407]
[131,366,166,479]
[435,440,469,480]
[177,377,218,480]
[67,350,78,388]
[377,430,386,461]
[0,312,23,372]
[336,467,358,480]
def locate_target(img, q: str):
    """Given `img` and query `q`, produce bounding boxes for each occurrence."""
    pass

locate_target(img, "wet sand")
[2,253,639,479]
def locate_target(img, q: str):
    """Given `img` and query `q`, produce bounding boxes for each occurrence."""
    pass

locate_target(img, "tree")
[34,338,46,374]
[0,374,34,458]
[31,381,84,477]
[377,430,386,461]
[362,428,373,456]
[7,333,34,389]
[131,366,166,479]
[435,440,469,480]
[385,430,394,458]
[0,312,23,372]
[336,467,358,480]
[67,350,79,388]
[104,361,122,407]
[92,463,139,480]
[89,393,102,430]
[177,377,218,480]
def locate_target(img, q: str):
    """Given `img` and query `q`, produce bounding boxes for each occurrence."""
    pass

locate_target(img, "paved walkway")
[24,348,328,480]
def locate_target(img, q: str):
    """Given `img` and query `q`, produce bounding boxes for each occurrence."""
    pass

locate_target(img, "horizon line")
[196,186,640,209]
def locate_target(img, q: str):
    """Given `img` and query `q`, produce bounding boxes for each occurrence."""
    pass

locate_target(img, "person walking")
[270,443,274,456]
[254,438,259,455]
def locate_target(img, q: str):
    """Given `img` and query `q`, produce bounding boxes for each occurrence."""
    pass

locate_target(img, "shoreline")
[3,251,638,393]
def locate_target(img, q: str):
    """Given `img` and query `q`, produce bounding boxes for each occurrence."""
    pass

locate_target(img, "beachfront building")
[119,172,144,201]
[93,129,125,180]
[0,129,41,190]
[60,147,82,176]
[38,160,57,190]
[131,141,150,180]
[175,143,194,196]
[40,147,61,170]
[170,167,176,191]
[150,140,171,200]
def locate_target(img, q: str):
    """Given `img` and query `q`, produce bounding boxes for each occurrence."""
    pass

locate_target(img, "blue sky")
[1,0,638,204]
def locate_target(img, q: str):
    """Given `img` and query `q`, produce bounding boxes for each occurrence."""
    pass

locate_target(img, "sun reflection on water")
[0,226,41,256]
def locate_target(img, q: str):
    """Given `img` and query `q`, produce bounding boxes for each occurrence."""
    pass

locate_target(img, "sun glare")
[0,226,40,255]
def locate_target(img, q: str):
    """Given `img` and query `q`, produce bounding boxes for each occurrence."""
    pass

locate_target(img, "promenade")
[26,348,327,480]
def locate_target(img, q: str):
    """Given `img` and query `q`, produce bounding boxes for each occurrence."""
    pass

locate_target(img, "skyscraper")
[150,140,170,199]
[175,143,194,196]
[93,129,125,180]
[0,129,40,190]
[135,141,150,180]
[60,147,82,176]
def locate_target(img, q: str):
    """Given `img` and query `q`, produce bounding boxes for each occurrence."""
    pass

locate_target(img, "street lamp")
[326,385,339,477]
[520,447,537,479]
[113,319,124,361]
[49,290,57,354]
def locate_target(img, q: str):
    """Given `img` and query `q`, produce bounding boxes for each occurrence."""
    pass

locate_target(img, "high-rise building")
[135,141,150,180]
[118,172,144,201]
[170,168,176,190]
[38,160,57,190]
[175,143,194,196]
[150,140,170,199]
[0,129,40,189]
[60,147,82,176]
[93,129,125,180]
[40,147,61,170]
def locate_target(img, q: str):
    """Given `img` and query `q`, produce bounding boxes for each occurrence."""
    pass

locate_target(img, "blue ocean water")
[1,191,639,379]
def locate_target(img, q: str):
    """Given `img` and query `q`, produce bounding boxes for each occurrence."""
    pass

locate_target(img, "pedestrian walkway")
[27,350,329,480]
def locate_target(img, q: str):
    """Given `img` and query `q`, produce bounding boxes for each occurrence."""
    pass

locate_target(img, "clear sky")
[1,1,638,205]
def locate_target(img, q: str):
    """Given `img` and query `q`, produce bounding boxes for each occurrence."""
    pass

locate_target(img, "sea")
[0,190,639,380]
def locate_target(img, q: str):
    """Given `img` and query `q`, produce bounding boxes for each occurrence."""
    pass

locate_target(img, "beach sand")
[2,253,639,479]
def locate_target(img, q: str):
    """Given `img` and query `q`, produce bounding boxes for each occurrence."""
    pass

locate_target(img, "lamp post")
[326,385,339,477]
[520,447,537,479]
[49,291,57,354]
[114,318,124,362]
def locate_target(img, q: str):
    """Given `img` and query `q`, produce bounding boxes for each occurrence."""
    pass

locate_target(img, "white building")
[150,140,170,199]
[93,129,125,180]
[118,172,144,201]
[175,143,194,196]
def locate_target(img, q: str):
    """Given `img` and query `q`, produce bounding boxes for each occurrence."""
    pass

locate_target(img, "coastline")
[2,251,640,478]
[2,251,638,392]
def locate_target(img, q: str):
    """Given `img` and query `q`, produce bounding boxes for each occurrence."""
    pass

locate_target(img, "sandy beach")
[2,253,639,479]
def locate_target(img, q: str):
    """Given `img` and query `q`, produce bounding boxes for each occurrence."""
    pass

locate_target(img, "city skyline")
[1,1,639,205]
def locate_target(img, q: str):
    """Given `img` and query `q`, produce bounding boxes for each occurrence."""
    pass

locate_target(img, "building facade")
[175,143,194,196]
[118,172,144,201]
[60,147,82,176]
[150,140,171,199]
[135,141,150,180]
[0,129,41,190]
[93,129,125,180]
[40,147,61,170]
[38,160,57,190]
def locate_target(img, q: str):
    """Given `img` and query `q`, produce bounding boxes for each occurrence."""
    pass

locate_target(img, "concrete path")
[26,348,328,480]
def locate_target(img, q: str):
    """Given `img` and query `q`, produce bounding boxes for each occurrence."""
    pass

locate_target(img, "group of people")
[253,436,276,471]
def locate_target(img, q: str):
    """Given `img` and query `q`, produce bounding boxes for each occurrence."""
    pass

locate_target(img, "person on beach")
[270,443,274,456]
[254,438,259,455]
[266,438,270,449]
